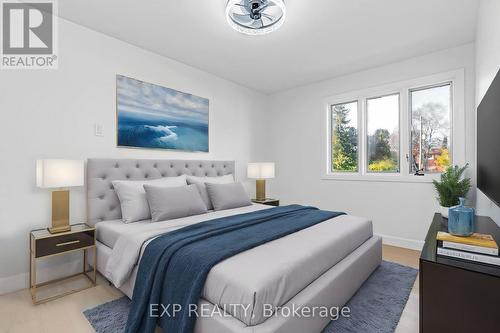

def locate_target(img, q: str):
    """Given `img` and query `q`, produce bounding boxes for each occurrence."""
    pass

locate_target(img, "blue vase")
[448,197,475,236]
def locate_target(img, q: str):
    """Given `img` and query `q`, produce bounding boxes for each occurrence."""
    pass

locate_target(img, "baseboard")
[0,272,29,295]
[0,256,84,296]
[376,233,424,251]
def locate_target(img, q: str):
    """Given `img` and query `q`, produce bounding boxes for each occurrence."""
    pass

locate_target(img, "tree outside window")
[410,84,451,173]
[331,102,358,172]
[367,94,400,172]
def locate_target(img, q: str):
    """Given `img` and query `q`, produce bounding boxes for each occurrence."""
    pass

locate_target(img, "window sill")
[321,174,439,183]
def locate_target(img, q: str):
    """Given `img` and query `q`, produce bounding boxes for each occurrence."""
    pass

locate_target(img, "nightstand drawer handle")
[56,240,80,247]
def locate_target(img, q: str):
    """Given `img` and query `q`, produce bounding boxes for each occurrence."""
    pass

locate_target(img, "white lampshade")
[36,159,84,188]
[247,162,275,179]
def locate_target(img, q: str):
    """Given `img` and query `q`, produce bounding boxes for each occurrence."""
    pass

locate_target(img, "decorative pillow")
[205,182,252,211]
[144,184,208,222]
[112,175,187,223]
[186,174,234,210]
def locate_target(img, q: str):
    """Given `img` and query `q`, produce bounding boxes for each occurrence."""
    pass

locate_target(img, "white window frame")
[322,69,465,183]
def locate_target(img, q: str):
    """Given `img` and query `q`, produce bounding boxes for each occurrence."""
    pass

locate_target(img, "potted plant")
[432,164,471,218]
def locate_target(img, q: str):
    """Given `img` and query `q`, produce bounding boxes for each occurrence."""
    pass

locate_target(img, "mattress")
[202,214,373,326]
[95,205,271,249]
[95,219,143,248]
[97,206,373,326]
[195,236,382,333]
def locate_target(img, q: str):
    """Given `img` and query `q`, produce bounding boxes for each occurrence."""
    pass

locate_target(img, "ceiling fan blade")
[249,19,263,29]
[261,15,273,25]
[234,3,250,15]
[232,13,254,25]
[257,0,279,14]
[261,13,275,21]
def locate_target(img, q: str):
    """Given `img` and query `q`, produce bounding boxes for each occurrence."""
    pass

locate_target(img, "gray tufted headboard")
[87,158,235,225]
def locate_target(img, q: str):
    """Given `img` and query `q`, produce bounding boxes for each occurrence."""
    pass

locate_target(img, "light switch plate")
[94,123,104,137]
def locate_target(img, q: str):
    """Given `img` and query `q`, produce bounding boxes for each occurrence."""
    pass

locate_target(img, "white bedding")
[96,218,140,248]
[99,204,272,287]
[98,205,373,326]
[202,214,372,325]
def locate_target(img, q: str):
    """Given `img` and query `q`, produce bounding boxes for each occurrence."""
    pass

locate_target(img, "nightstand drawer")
[35,230,94,258]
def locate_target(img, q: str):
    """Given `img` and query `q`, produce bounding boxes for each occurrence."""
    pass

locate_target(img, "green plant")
[368,159,397,171]
[432,164,471,207]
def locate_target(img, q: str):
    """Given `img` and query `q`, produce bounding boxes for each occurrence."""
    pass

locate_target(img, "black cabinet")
[420,214,500,332]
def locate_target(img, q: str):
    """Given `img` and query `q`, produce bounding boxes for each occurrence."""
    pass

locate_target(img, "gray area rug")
[322,261,417,333]
[84,261,417,333]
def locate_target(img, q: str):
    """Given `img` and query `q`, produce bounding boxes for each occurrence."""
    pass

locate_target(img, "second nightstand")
[252,198,280,206]
[30,223,96,304]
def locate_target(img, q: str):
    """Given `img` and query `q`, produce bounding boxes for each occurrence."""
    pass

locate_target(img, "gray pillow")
[112,175,187,223]
[205,182,252,211]
[144,184,208,222]
[187,174,234,210]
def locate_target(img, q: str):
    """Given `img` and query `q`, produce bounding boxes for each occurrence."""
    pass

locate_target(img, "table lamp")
[36,159,84,234]
[247,162,275,201]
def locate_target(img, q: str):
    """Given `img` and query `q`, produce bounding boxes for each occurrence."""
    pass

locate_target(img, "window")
[324,70,463,181]
[410,84,451,173]
[331,101,358,172]
[366,94,400,173]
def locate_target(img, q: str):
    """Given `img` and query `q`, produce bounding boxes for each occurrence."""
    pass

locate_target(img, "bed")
[87,158,382,333]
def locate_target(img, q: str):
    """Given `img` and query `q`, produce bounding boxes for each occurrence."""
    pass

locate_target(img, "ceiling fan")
[225,0,286,35]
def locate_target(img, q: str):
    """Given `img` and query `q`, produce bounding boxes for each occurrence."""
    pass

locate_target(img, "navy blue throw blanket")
[125,204,344,333]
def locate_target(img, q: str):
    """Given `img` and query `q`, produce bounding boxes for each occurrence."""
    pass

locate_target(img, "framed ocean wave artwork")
[116,75,209,152]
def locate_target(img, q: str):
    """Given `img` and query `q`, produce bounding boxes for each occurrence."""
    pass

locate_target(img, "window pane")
[367,94,400,173]
[331,101,358,172]
[410,84,451,173]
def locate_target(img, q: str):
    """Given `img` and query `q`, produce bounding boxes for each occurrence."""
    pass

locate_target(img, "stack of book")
[436,231,500,266]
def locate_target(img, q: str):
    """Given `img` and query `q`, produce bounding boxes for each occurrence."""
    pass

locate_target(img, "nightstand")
[251,198,280,206]
[30,223,96,304]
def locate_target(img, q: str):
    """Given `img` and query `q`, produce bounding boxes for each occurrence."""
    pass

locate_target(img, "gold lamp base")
[48,190,71,234]
[255,179,266,201]
[48,225,71,234]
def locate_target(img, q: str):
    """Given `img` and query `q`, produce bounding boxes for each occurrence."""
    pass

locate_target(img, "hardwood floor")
[0,245,421,333]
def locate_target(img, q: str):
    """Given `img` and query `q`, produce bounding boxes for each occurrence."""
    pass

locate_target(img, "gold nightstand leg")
[29,237,32,289]
[30,234,36,303]
[83,247,97,284]
[93,246,97,283]
[31,256,37,303]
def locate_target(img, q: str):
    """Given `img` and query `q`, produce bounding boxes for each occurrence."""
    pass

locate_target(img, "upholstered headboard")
[87,158,235,225]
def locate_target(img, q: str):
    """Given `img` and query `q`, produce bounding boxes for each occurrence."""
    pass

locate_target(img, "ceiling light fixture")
[225,0,286,36]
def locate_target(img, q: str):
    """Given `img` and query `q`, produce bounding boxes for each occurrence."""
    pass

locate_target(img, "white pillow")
[112,175,187,223]
[186,174,234,210]
[205,182,252,211]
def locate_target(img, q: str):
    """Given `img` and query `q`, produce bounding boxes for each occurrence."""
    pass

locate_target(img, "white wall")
[475,0,500,223]
[261,44,476,249]
[0,19,267,294]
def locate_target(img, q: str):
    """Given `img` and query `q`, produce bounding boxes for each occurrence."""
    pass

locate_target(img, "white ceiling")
[58,0,479,94]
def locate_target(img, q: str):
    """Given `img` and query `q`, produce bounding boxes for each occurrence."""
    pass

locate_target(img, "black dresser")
[420,213,500,332]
